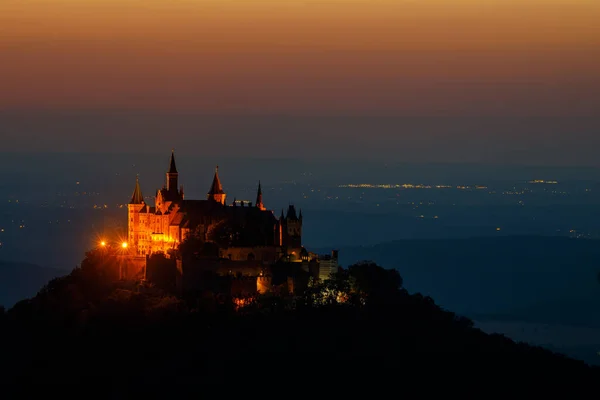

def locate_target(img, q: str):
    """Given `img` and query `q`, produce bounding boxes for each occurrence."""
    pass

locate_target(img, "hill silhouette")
[1,250,598,394]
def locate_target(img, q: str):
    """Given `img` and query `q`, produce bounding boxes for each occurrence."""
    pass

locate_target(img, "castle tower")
[166,149,179,193]
[284,204,302,248]
[128,175,145,254]
[207,166,226,205]
[255,181,266,211]
[275,208,285,246]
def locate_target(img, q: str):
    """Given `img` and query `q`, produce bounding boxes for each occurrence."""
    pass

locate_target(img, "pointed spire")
[280,209,285,220]
[299,208,303,220]
[256,180,265,210]
[168,148,178,174]
[130,175,144,204]
[208,165,224,195]
[166,149,179,192]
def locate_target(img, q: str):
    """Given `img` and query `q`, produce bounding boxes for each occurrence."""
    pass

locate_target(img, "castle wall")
[257,276,272,294]
[131,211,182,256]
[176,257,266,294]
[231,277,258,297]
[128,204,144,255]
[121,256,146,281]
[318,260,339,281]
[219,246,282,262]
[146,254,177,292]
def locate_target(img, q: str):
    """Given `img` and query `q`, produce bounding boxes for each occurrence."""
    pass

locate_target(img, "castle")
[128,150,304,262]
[126,151,338,293]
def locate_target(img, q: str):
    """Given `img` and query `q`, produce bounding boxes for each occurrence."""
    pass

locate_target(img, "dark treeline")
[0,251,598,395]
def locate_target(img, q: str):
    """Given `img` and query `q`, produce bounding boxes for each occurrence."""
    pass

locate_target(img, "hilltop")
[1,250,598,394]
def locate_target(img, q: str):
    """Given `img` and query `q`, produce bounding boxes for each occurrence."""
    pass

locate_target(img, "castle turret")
[284,204,302,248]
[207,165,226,205]
[128,175,145,254]
[166,149,179,193]
[255,181,266,211]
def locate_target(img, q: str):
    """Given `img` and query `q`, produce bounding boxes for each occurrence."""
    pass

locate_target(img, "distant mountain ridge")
[0,261,66,308]
[313,235,600,323]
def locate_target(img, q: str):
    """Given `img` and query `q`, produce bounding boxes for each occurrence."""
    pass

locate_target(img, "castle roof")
[130,175,144,205]
[179,199,228,225]
[208,166,225,195]
[286,204,298,220]
[159,187,181,203]
[168,149,178,174]
[174,199,277,245]
[169,212,185,227]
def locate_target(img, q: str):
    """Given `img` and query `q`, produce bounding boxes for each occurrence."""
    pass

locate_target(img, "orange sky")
[1,0,599,116]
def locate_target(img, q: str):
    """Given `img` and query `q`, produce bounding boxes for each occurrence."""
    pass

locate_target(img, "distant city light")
[121,242,128,249]
[100,241,106,247]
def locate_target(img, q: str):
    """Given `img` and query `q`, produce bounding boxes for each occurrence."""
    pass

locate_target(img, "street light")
[100,241,107,247]
[121,242,128,249]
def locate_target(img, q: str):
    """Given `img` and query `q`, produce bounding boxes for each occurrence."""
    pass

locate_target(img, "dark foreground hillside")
[0,253,598,395]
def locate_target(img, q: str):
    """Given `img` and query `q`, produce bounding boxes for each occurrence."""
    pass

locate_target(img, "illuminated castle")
[127,151,304,262]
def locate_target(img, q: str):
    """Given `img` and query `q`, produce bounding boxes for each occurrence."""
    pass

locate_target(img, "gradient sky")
[1,1,599,162]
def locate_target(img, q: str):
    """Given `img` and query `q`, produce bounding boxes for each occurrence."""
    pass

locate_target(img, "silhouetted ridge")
[0,253,598,394]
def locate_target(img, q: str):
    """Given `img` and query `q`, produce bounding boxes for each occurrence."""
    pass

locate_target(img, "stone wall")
[121,256,147,281]
[219,246,282,262]
[257,276,272,294]
[146,254,177,292]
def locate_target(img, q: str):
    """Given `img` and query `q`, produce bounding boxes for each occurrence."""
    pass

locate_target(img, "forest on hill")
[1,250,598,395]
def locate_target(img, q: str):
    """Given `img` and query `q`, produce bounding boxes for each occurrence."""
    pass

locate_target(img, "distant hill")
[0,261,66,308]
[314,236,600,323]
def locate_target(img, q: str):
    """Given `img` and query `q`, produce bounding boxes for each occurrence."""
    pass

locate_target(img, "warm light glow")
[121,242,128,249]
[100,241,106,247]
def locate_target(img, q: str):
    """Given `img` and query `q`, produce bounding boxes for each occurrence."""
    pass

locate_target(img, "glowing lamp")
[100,241,106,247]
[121,242,128,249]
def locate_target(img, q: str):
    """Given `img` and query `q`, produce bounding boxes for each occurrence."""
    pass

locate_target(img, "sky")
[1,0,599,163]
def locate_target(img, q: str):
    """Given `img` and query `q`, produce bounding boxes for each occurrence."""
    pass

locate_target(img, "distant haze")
[1,113,600,166]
